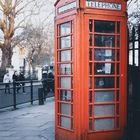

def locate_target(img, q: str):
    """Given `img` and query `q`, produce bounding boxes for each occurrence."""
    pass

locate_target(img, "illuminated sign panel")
[58,1,77,14]
[86,0,121,10]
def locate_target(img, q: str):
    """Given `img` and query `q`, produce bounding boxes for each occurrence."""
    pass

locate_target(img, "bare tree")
[127,0,140,26]
[0,0,49,70]
[18,23,53,71]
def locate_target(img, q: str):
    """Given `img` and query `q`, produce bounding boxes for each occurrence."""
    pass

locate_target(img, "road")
[0,81,54,109]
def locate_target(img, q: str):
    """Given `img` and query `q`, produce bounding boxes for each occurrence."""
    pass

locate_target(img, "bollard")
[30,80,33,105]
[13,81,17,110]
[38,88,44,105]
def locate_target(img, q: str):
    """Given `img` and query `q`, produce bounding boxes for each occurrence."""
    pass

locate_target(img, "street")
[0,81,54,109]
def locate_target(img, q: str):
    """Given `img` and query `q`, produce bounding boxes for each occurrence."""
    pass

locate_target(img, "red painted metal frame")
[55,15,78,140]
[54,0,127,140]
[84,14,127,140]
[57,21,73,128]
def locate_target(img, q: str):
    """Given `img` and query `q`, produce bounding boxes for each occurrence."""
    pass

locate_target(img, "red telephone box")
[54,0,127,140]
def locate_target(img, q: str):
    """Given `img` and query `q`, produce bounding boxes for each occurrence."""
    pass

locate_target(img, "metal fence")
[127,24,140,140]
[0,80,54,110]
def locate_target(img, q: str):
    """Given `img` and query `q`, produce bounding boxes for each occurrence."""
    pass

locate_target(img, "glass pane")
[116,117,120,128]
[59,64,71,75]
[60,50,71,62]
[117,77,119,88]
[60,36,71,49]
[117,51,120,61]
[95,77,114,88]
[71,104,73,116]
[72,49,74,62]
[89,77,92,89]
[60,22,71,36]
[94,91,114,102]
[94,105,114,116]
[94,63,114,74]
[94,20,115,33]
[135,41,138,49]
[60,103,71,115]
[117,22,120,33]
[89,19,93,32]
[129,50,133,65]
[89,62,92,75]
[89,91,92,103]
[95,49,115,61]
[71,118,74,129]
[94,35,115,47]
[60,116,71,129]
[89,105,92,117]
[116,104,119,115]
[135,50,138,66]
[129,42,133,49]
[117,64,120,74]
[116,90,119,101]
[94,118,114,130]
[89,49,92,61]
[60,90,71,101]
[89,119,92,130]
[89,34,92,46]
[60,77,71,89]
[117,35,120,47]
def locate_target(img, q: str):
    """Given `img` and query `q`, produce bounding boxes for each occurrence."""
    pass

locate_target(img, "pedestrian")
[19,72,25,93]
[42,70,48,80]
[48,69,54,79]
[12,71,18,81]
[42,71,48,98]
[48,69,54,92]
[12,71,21,93]
[3,72,11,94]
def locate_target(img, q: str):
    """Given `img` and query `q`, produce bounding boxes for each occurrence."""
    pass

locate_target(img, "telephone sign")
[58,1,76,14]
[86,0,121,10]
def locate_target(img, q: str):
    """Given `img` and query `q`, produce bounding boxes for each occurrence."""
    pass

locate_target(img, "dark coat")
[12,74,19,82]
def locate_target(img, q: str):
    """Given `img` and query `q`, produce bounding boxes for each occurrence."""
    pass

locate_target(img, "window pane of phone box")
[94,20,115,33]
[60,103,71,115]
[94,91,114,102]
[94,118,114,130]
[60,22,71,36]
[94,49,115,61]
[60,77,71,89]
[94,35,115,47]
[94,104,114,116]
[60,116,71,129]
[95,77,114,88]
[60,90,71,102]
[94,63,114,75]
[60,50,71,62]
[60,36,71,49]
[59,64,71,75]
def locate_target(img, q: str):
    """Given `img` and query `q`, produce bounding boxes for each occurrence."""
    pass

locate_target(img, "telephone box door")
[86,16,127,140]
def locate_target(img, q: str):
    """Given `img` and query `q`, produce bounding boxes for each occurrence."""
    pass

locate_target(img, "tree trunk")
[1,39,13,70]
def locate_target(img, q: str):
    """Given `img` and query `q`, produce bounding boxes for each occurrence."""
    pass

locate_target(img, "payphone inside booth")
[54,0,127,140]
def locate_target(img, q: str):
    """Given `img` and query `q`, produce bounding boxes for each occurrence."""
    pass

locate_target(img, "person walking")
[3,72,11,94]
[12,71,20,93]
[19,72,25,93]
[42,71,48,99]
[48,69,54,92]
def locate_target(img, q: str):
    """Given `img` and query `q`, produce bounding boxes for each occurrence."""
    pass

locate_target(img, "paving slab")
[0,97,55,140]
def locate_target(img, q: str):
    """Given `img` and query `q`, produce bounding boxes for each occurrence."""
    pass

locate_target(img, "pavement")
[0,97,55,140]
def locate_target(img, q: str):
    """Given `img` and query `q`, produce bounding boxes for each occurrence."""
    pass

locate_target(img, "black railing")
[128,24,140,139]
[0,80,54,110]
